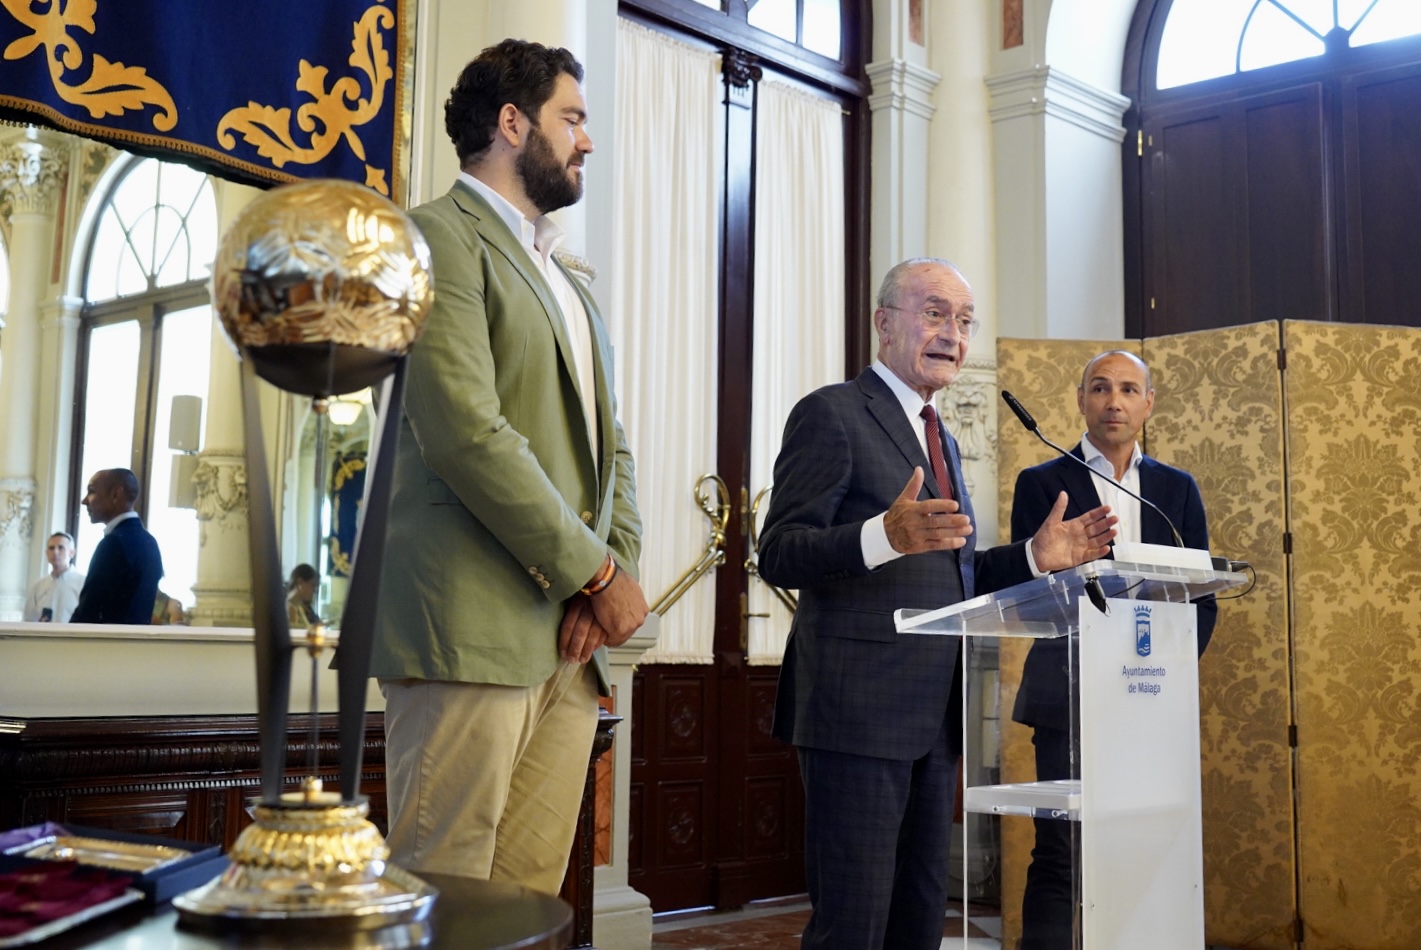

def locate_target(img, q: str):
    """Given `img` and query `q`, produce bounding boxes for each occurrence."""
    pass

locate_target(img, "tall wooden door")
[621,0,872,913]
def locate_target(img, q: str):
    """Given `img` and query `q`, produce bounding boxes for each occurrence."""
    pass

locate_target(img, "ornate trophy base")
[175,786,436,943]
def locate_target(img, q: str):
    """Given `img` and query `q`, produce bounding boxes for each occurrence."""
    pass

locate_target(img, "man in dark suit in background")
[757,258,1119,950]
[1010,349,1217,950]
[71,468,163,625]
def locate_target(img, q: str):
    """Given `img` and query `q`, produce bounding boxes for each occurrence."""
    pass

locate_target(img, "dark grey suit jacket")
[759,368,1033,761]
[1009,445,1216,729]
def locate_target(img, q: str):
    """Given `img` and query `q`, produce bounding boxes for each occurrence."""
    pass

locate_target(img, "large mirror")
[280,393,375,628]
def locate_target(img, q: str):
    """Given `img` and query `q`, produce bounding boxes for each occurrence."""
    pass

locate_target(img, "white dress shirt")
[460,173,599,462]
[22,568,86,622]
[104,510,140,535]
[1080,435,1142,544]
[860,361,1044,576]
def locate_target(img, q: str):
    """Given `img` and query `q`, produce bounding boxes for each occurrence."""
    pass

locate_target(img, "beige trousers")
[381,661,598,895]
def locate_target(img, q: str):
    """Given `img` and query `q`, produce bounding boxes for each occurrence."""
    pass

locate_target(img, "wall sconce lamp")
[169,394,202,509]
[326,388,371,427]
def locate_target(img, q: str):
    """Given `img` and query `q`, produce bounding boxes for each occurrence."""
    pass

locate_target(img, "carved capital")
[77,141,118,209]
[938,364,1001,498]
[722,47,762,89]
[192,454,248,540]
[0,127,67,217]
[0,477,35,548]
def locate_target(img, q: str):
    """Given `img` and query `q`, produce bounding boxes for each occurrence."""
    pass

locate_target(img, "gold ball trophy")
[174,179,437,942]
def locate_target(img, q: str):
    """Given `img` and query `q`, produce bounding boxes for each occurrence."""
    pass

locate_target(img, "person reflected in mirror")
[70,469,164,625]
[151,588,187,625]
[286,563,320,628]
[22,532,85,623]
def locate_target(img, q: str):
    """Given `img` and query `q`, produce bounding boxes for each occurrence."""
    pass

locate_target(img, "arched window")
[1123,0,1421,335]
[72,156,218,610]
[1158,0,1421,89]
[746,0,841,59]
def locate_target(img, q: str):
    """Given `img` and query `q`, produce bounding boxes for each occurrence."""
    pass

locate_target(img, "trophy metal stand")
[173,180,436,941]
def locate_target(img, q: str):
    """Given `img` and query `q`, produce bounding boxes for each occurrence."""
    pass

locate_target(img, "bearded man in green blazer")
[371,39,647,895]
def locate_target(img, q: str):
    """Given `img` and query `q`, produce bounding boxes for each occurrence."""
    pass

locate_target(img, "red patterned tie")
[920,404,954,501]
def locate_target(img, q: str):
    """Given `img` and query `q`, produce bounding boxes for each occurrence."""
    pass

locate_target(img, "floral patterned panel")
[1283,321,1421,949]
[995,337,1138,948]
[1144,323,1296,949]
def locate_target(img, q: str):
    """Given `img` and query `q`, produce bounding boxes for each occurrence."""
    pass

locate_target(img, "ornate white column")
[188,181,260,627]
[867,0,940,302]
[0,126,66,618]
[32,294,84,566]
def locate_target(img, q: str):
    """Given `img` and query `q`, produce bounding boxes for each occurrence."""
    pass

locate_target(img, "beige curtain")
[612,19,722,663]
[746,78,846,665]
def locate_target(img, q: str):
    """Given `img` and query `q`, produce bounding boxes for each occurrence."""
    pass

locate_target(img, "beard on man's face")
[516,122,582,214]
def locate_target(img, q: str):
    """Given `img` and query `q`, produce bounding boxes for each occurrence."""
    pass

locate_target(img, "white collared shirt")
[104,510,139,536]
[859,362,1043,576]
[460,172,599,462]
[1080,435,1142,544]
[22,568,85,622]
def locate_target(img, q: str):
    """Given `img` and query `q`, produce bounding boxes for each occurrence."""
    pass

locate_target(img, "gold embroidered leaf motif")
[216,2,394,194]
[218,104,307,166]
[62,54,178,129]
[0,0,176,131]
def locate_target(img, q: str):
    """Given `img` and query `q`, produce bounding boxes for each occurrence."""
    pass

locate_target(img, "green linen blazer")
[370,182,641,693]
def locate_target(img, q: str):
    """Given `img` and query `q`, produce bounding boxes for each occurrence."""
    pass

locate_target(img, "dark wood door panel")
[1143,84,1328,337]
[1242,88,1330,325]
[1150,110,1243,335]
[1341,62,1421,327]
[629,664,719,910]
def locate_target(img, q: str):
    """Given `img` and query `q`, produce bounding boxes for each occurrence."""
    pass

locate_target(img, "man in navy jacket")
[71,468,163,625]
[1010,350,1217,950]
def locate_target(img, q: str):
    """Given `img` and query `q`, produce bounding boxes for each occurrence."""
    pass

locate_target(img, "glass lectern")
[896,559,1247,950]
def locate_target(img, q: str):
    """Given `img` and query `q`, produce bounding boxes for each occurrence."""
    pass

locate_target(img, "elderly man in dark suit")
[758,258,1118,950]
[70,468,163,625]
[1010,349,1217,950]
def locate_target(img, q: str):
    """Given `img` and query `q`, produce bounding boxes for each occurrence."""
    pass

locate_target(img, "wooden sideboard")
[0,710,616,948]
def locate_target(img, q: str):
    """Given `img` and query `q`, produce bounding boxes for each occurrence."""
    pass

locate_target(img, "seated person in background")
[152,589,186,624]
[70,468,164,625]
[286,563,320,627]
[22,532,85,623]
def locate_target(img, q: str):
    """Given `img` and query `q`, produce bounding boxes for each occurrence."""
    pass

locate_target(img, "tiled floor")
[650,898,1003,949]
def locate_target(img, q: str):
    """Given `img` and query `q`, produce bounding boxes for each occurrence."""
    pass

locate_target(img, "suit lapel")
[450,183,598,485]
[451,184,588,417]
[558,257,612,489]
[1137,456,1171,545]
[859,370,942,499]
[1058,444,1102,517]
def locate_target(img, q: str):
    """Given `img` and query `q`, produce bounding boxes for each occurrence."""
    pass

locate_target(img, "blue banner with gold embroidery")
[0,0,411,197]
[328,450,366,579]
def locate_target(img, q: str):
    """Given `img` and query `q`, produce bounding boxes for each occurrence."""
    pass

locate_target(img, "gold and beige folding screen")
[997,320,1421,950]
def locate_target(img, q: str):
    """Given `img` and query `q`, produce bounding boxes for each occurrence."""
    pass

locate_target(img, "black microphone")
[1000,389,1186,548]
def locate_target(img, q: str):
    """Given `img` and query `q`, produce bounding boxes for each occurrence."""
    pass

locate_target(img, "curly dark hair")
[445,39,584,167]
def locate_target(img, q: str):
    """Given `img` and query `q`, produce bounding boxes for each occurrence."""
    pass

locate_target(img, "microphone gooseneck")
[999,390,1186,549]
